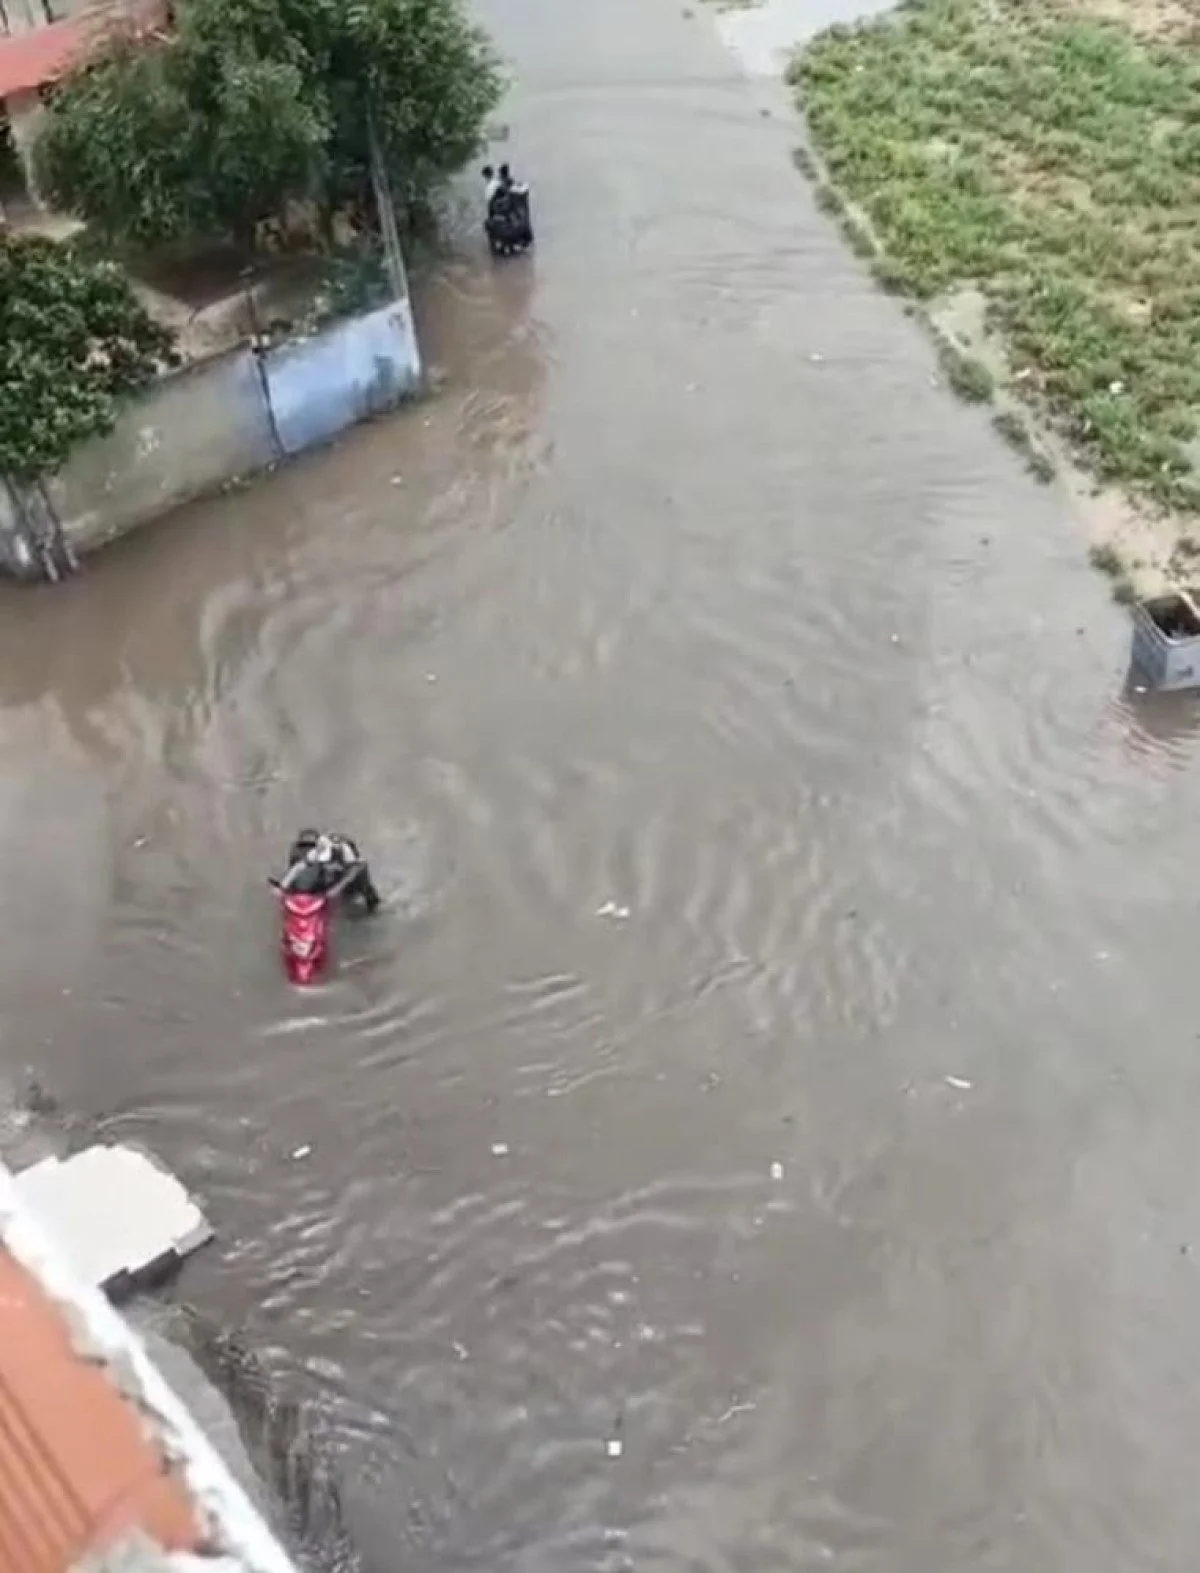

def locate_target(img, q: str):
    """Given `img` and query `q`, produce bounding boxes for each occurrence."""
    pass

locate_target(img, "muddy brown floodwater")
[5,0,1200,1568]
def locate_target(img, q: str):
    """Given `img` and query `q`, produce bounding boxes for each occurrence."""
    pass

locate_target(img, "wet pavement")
[3,0,1200,1569]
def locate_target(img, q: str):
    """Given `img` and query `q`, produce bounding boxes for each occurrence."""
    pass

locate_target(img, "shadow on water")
[175,1307,377,1573]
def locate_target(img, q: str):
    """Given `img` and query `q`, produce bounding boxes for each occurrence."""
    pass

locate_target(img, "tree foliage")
[0,236,174,482]
[35,32,329,251]
[34,0,503,254]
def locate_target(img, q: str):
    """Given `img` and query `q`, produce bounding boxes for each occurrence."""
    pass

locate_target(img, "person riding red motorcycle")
[279,829,381,910]
[270,830,380,983]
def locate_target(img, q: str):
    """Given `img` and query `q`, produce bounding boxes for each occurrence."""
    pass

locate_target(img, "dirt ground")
[1057,0,1199,40]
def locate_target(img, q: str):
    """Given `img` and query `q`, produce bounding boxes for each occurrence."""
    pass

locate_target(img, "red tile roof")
[0,0,168,101]
[0,18,87,100]
[0,1245,205,1573]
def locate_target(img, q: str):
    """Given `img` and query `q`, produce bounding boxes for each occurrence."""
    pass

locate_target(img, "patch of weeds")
[1026,450,1057,484]
[811,176,875,257]
[870,255,909,292]
[992,407,1056,479]
[841,215,875,260]
[791,145,818,181]
[792,0,1200,519]
[939,342,995,403]
[300,241,391,332]
[993,408,1031,452]
[1089,540,1125,577]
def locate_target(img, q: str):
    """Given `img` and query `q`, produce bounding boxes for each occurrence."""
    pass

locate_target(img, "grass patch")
[791,0,1200,516]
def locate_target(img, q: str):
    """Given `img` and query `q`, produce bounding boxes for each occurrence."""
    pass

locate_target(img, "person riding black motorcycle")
[482,162,533,256]
[278,829,381,911]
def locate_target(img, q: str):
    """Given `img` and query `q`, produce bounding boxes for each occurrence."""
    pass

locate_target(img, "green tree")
[35,32,329,252]
[289,0,505,215]
[34,0,503,255]
[0,236,174,482]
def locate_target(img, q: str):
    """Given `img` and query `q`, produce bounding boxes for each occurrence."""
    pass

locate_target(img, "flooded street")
[5,0,1200,1566]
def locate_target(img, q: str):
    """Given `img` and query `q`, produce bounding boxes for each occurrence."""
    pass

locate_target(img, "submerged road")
[3,0,1200,1568]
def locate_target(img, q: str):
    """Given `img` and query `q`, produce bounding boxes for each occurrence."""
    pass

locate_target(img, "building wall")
[1,0,47,34]
[6,87,45,199]
[3,0,130,35]
[8,299,421,566]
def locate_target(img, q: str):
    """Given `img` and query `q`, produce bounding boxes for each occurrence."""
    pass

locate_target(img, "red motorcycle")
[276,888,332,985]
[271,836,381,984]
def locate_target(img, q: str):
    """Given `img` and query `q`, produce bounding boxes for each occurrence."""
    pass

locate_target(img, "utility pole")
[366,101,410,303]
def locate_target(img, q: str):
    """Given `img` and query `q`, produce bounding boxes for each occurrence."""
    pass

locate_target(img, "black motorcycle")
[485,187,534,258]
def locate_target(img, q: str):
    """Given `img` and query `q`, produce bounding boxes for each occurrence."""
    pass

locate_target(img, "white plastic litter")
[943,1076,972,1092]
[606,1438,623,1459]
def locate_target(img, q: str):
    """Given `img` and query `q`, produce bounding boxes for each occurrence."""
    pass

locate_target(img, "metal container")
[1130,591,1200,692]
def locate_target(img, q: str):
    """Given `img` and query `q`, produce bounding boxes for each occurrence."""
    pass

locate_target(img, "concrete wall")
[264,298,420,457]
[0,477,37,577]
[11,298,422,566]
[47,348,277,556]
